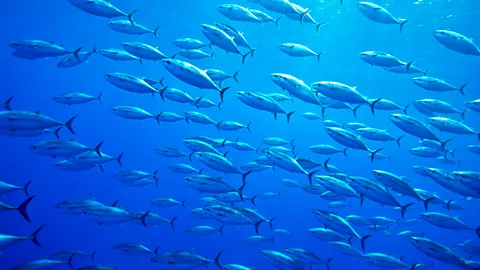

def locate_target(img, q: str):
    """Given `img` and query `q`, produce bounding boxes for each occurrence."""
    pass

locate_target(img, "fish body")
[105,73,158,95]
[0,111,76,135]
[52,92,101,105]
[389,114,439,142]
[67,0,132,19]
[10,40,80,59]
[122,42,168,60]
[173,38,211,49]
[434,30,480,56]
[360,51,405,67]
[108,19,159,38]
[99,48,141,62]
[357,2,408,32]
[270,73,321,106]
[412,76,467,95]
[111,106,156,120]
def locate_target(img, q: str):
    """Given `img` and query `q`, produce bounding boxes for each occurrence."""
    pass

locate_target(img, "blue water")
[2,0,480,269]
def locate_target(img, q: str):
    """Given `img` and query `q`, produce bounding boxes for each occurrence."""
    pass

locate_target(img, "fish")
[162,58,230,101]
[29,140,103,158]
[270,73,321,106]
[325,127,382,161]
[236,91,295,123]
[200,24,250,64]
[360,51,413,68]
[173,38,212,50]
[105,73,159,96]
[279,43,324,62]
[0,179,31,197]
[67,0,136,21]
[122,42,168,60]
[389,114,442,143]
[0,225,43,251]
[355,128,403,147]
[412,76,467,96]
[357,2,409,32]
[433,30,480,56]
[52,92,102,106]
[99,48,142,63]
[0,196,35,222]
[10,40,82,60]
[57,46,97,68]
[107,15,159,39]
[186,225,224,236]
[0,110,76,135]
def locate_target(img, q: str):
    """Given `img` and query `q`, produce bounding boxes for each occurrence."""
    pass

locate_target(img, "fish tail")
[153,169,160,187]
[64,115,77,135]
[91,251,96,263]
[153,26,160,39]
[369,98,382,115]
[219,225,224,236]
[369,148,383,162]
[360,235,372,251]
[139,211,151,228]
[352,105,361,118]
[316,22,326,33]
[275,15,283,29]
[323,158,331,173]
[299,8,310,25]
[93,141,104,158]
[423,197,436,211]
[67,253,75,269]
[441,138,452,150]
[460,110,468,120]
[399,19,409,33]
[475,226,480,238]
[2,96,13,111]
[286,111,295,123]
[92,44,97,54]
[459,83,468,96]
[111,200,119,207]
[326,257,333,270]
[181,198,187,208]
[423,68,430,76]
[396,136,404,148]
[268,216,276,229]
[290,138,295,147]
[127,10,138,25]
[214,250,223,270]
[23,180,32,197]
[400,202,414,219]
[159,77,165,86]
[410,263,419,270]
[241,51,250,64]
[116,152,124,167]
[271,236,275,244]
[219,86,230,102]
[246,122,252,132]
[158,86,168,101]
[250,195,257,206]
[308,170,320,185]
[169,216,178,230]
[73,47,82,61]
[254,220,264,235]
[347,236,353,247]
[250,48,256,58]
[238,182,247,201]
[30,224,44,247]
[321,105,326,118]
[232,70,239,83]
[242,171,252,184]
[18,196,35,222]
[97,92,103,104]
[406,60,416,72]
[402,104,409,115]
[343,148,348,156]
[360,196,365,207]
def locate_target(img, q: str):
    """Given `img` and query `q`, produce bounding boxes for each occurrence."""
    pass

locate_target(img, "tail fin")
[249,48,256,58]
[286,111,295,123]
[91,251,96,263]
[214,250,223,270]
[446,200,453,211]
[423,68,430,76]
[127,10,137,25]
[66,253,75,269]
[97,92,103,104]
[152,169,160,187]
[2,96,13,111]
[326,257,333,270]
[153,26,160,39]
[159,86,168,101]
[423,197,436,211]
[299,8,310,24]
[93,141,104,158]
[246,122,252,132]
[64,116,77,135]
[268,216,276,229]
[241,51,250,64]
[217,101,223,111]
[316,22,326,33]
[402,105,409,115]
[169,216,178,230]
[181,198,187,208]
[360,235,372,251]
[139,211,151,228]
[343,148,348,157]
[460,110,468,120]
[369,98,382,115]
[72,47,82,61]
[275,15,283,29]
[18,196,35,222]
[219,86,230,102]
[406,60,416,72]
[233,71,239,83]
[242,171,252,184]
[254,220,264,235]
[308,170,320,185]
[271,236,275,244]
[400,202,414,219]
[324,158,331,173]
[219,225,224,236]
[53,127,62,139]
[251,195,257,206]
[396,136,403,148]
[237,182,247,201]
[458,83,467,96]
[116,152,124,167]
[369,148,383,162]
[316,51,325,62]
[441,138,452,150]
[410,263,419,270]
[23,180,32,197]
[399,19,409,33]
[352,105,361,118]
[475,227,480,238]
[30,224,44,247]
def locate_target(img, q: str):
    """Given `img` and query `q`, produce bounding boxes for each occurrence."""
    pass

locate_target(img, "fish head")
[371,170,384,178]
[433,30,448,39]
[359,51,374,61]
[161,58,177,70]
[200,24,215,34]
[217,5,229,13]
[28,144,38,151]
[357,2,372,11]
[311,209,329,217]
[8,42,22,49]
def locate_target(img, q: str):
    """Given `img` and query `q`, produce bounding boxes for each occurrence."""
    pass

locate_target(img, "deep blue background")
[1,0,480,269]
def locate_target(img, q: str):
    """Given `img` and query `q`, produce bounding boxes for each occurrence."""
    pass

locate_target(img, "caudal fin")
[316,22,326,33]
[268,216,276,229]
[275,16,283,29]
[254,220,264,235]
[169,216,178,230]
[402,105,409,115]
[308,170,320,185]
[423,197,436,211]
[219,86,230,102]
[219,225,224,236]
[399,19,409,33]
[214,250,223,270]
[360,235,372,251]
[352,105,361,118]
[116,152,124,167]
[369,148,383,162]
[2,96,13,111]
[369,99,382,115]
[153,26,160,39]
[233,71,239,83]
[97,92,103,104]
[400,202,414,219]
[93,141,104,158]
[326,257,333,270]
[241,51,251,64]
[18,196,35,222]
[460,110,468,120]
[396,136,403,148]
[286,111,295,123]
[23,180,31,197]
[475,226,480,238]
[30,224,44,247]
[64,116,77,135]
[242,171,252,184]
[139,211,151,228]
[458,83,468,96]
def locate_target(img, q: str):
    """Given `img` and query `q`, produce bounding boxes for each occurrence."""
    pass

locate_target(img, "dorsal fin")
[35,110,41,114]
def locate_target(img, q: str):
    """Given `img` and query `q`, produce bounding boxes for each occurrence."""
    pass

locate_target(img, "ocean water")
[1,0,480,269]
